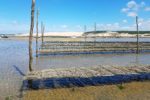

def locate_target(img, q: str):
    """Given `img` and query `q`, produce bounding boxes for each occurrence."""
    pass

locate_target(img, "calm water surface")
[0,38,150,99]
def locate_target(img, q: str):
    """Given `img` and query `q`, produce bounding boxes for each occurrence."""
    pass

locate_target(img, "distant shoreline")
[1,31,150,38]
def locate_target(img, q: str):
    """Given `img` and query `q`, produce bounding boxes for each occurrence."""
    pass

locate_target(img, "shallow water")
[0,38,150,99]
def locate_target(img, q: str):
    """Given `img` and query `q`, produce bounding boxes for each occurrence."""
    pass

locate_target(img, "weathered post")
[94,22,97,32]
[84,25,87,42]
[36,10,39,57]
[136,16,139,54]
[41,22,45,44]
[43,24,45,42]
[29,0,35,72]
[41,22,43,43]
[94,22,97,45]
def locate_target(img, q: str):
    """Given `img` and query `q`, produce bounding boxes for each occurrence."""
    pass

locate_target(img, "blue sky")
[0,0,150,34]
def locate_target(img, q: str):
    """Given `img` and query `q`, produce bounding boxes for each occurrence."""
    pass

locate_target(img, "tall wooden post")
[84,25,87,42]
[29,0,35,72]
[94,22,97,32]
[41,22,43,43]
[43,24,45,42]
[41,22,45,44]
[36,10,39,57]
[84,25,87,32]
[136,16,139,54]
[94,22,97,44]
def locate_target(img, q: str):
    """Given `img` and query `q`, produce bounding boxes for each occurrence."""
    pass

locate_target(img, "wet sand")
[23,81,150,100]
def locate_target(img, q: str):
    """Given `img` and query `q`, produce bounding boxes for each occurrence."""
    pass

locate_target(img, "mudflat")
[24,81,150,100]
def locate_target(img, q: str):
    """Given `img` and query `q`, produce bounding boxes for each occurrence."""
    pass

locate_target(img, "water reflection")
[135,54,140,65]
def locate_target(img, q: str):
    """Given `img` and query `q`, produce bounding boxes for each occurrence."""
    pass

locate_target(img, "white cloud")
[106,24,112,27]
[138,19,150,30]
[114,23,119,27]
[61,25,68,28]
[94,23,121,31]
[76,25,82,29]
[127,12,137,17]
[140,2,146,7]
[121,1,146,17]
[126,18,150,30]
[121,8,129,12]
[139,18,144,22]
[95,18,150,31]
[127,1,138,10]
[145,7,150,11]
[0,21,29,33]
[123,20,128,23]
[11,20,18,25]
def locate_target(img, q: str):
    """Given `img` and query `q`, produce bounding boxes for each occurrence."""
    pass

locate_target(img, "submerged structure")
[38,41,150,55]
[24,65,150,89]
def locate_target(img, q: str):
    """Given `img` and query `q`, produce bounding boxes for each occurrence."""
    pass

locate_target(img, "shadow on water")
[12,66,35,98]
[23,73,150,90]
[13,65,25,76]
[135,54,140,65]
[12,65,26,99]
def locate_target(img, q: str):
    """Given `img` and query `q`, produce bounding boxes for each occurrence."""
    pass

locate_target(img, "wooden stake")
[84,25,87,42]
[43,24,45,42]
[36,10,39,57]
[94,22,97,32]
[41,22,43,43]
[29,0,35,72]
[94,22,97,44]
[136,16,139,54]
[41,22,45,44]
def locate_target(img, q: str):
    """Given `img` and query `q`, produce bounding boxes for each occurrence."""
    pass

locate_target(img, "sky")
[0,0,150,34]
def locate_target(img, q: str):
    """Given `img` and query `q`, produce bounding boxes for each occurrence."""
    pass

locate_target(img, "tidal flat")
[24,81,150,100]
[0,37,150,99]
